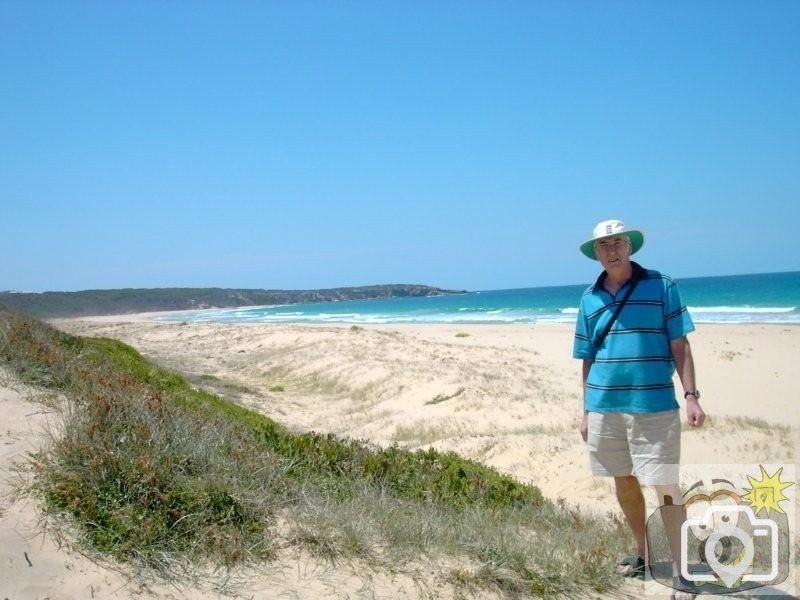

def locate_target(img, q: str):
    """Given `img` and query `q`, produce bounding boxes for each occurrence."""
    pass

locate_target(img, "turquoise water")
[163,271,800,325]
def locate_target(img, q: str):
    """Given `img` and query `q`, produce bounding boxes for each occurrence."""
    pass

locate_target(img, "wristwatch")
[684,389,701,400]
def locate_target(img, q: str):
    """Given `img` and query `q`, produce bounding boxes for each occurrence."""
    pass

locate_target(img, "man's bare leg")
[655,484,695,599]
[615,475,647,571]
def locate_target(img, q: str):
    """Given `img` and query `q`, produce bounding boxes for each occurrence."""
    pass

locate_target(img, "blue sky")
[2,2,798,292]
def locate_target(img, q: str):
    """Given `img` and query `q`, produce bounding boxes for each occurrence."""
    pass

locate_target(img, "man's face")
[594,234,632,273]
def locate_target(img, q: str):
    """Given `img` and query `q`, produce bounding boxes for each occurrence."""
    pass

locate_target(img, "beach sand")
[2,314,798,598]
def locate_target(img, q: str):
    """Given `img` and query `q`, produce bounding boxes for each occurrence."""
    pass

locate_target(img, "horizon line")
[3,268,799,296]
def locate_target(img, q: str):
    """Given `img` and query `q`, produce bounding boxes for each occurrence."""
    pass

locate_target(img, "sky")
[2,2,798,293]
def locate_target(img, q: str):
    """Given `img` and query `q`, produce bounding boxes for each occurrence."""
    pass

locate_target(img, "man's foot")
[615,555,645,579]
[671,574,696,600]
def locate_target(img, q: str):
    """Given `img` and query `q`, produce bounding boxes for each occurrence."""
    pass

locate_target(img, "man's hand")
[686,398,705,428]
[580,412,589,442]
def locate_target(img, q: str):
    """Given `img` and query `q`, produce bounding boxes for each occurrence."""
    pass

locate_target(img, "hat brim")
[580,230,644,260]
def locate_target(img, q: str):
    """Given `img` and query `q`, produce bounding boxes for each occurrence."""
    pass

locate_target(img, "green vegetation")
[0,284,467,318]
[0,308,629,596]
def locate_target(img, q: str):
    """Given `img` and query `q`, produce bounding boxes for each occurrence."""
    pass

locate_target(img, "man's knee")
[614,475,641,499]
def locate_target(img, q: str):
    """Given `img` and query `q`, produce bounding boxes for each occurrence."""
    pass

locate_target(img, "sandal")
[615,555,645,579]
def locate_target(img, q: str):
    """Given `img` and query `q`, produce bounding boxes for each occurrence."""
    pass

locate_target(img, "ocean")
[162,271,800,326]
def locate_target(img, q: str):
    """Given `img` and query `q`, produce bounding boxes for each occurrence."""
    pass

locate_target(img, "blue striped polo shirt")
[572,262,695,413]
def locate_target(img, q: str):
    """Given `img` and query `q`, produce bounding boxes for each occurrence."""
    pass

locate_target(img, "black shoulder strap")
[591,273,642,357]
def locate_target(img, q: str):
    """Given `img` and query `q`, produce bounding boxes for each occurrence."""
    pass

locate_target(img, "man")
[573,219,705,600]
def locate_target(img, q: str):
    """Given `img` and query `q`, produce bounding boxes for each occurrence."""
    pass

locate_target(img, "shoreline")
[50,305,800,327]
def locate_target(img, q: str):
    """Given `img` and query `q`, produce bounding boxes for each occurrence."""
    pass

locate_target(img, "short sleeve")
[664,279,695,340]
[573,299,594,359]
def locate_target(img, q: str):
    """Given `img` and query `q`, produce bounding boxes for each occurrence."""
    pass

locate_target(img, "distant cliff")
[0,285,468,318]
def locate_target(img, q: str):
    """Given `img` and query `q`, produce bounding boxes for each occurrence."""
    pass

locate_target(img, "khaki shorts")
[587,409,681,485]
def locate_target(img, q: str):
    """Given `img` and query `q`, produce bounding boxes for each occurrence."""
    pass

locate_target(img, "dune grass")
[0,308,629,597]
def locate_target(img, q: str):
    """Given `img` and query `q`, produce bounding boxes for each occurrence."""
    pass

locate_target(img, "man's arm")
[670,336,705,428]
[580,359,592,441]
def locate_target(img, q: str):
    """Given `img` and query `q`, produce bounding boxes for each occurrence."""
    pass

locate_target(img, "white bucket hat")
[580,219,644,260]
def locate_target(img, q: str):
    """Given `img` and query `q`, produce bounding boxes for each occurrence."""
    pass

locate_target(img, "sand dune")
[53,319,799,514]
[3,315,797,598]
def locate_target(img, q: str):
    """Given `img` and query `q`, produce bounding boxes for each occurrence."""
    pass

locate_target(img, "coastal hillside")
[0,284,466,318]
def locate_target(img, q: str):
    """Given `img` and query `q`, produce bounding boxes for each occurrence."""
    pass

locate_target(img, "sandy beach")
[2,314,798,598]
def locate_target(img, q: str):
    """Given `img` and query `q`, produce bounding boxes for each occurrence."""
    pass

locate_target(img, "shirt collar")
[592,261,646,292]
